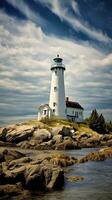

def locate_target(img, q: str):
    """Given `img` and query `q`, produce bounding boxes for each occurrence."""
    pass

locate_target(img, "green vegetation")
[40,117,79,129]
[23,112,112,136]
[106,121,112,132]
[85,109,111,134]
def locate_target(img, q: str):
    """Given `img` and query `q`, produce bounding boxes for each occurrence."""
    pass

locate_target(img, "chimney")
[66,97,69,101]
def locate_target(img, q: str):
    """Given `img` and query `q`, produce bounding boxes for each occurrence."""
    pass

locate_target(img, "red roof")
[66,101,84,110]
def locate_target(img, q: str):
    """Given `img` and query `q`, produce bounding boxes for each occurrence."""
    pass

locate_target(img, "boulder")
[3,149,25,163]
[55,138,76,150]
[4,166,25,184]
[78,148,112,163]
[52,135,63,144]
[0,127,7,141]
[50,154,77,167]
[6,125,35,143]
[46,167,64,190]
[25,165,45,190]
[8,157,32,170]
[59,126,73,137]
[0,183,22,197]
[33,129,52,142]
[52,125,74,137]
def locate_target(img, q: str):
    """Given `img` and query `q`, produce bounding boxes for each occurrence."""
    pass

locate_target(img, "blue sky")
[0,0,112,124]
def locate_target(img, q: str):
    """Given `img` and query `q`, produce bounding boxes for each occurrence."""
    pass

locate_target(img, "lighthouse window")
[53,102,56,107]
[54,86,57,91]
[55,70,57,75]
[53,109,55,113]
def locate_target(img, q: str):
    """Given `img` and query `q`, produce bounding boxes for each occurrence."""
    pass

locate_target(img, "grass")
[22,118,52,132]
[78,124,100,136]
[22,117,100,137]
[40,117,79,129]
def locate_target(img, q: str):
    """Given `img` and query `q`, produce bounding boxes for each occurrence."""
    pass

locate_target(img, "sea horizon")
[0,108,111,127]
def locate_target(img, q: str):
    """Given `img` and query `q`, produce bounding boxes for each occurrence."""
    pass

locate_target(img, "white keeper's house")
[38,55,84,122]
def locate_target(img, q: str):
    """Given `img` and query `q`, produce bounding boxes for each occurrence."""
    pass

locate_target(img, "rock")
[8,157,32,170]
[52,125,75,137]
[50,154,77,167]
[47,167,64,190]
[6,125,35,143]
[0,141,16,147]
[79,147,112,163]
[55,138,77,150]
[0,127,7,141]
[35,140,54,150]
[78,136,100,148]
[78,132,92,139]
[17,141,31,149]
[67,176,84,182]
[59,126,73,137]
[52,135,63,144]
[4,166,26,184]
[25,165,45,190]
[33,129,52,142]
[0,164,5,184]
[100,134,112,142]
[0,182,22,197]
[51,126,64,135]
[0,153,5,163]
[3,149,25,163]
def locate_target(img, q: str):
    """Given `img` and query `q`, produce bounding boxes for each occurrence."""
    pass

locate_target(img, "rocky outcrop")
[0,148,77,198]
[0,123,112,150]
[33,129,52,142]
[0,147,112,198]
[79,147,112,163]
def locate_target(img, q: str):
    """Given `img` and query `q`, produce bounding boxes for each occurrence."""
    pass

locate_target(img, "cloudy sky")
[0,0,112,125]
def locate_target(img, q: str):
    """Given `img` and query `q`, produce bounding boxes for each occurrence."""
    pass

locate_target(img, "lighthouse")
[38,55,84,122]
[49,55,66,119]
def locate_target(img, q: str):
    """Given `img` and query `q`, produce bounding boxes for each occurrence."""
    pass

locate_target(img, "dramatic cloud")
[0,0,112,124]
[36,0,111,43]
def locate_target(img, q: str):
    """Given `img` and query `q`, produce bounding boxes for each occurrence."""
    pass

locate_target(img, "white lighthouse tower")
[49,55,66,119]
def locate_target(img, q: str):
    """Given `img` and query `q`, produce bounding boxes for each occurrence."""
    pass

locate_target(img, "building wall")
[49,68,66,119]
[66,107,83,122]
[38,106,52,120]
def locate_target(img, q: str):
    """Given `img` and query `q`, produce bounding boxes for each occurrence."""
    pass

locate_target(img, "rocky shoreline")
[0,120,112,198]
[0,147,112,199]
[0,122,112,150]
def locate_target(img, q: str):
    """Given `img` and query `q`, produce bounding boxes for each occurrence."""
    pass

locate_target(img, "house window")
[44,110,47,115]
[53,102,56,107]
[75,111,78,118]
[54,86,57,91]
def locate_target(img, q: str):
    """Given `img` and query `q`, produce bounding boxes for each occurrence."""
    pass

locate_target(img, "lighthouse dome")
[51,54,65,71]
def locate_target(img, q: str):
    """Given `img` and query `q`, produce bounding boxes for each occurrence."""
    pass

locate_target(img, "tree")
[88,110,107,134]
[88,109,100,132]
[106,121,112,133]
[98,114,107,134]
